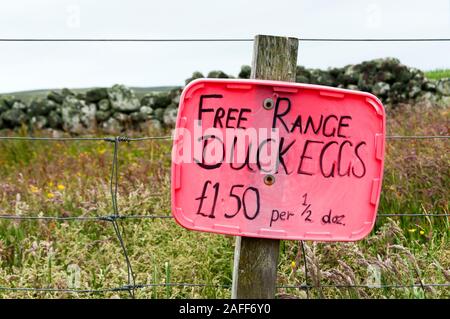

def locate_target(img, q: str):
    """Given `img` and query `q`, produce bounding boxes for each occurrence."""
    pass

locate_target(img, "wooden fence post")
[231,34,299,299]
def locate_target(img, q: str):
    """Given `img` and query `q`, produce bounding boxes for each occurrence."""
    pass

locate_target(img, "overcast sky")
[0,0,449,93]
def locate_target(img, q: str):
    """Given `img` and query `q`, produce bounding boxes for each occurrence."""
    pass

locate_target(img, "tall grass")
[0,106,448,299]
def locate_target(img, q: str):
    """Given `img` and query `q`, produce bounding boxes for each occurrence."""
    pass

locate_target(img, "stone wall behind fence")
[0,58,449,134]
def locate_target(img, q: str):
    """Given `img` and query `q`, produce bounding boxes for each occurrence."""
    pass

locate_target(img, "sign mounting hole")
[263,98,274,110]
[264,174,275,186]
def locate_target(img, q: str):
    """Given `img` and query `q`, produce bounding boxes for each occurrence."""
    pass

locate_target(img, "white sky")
[0,0,449,93]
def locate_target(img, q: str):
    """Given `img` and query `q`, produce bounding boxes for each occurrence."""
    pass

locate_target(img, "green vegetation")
[0,107,448,299]
[425,69,450,80]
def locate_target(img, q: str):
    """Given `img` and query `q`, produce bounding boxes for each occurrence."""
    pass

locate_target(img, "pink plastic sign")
[171,79,385,241]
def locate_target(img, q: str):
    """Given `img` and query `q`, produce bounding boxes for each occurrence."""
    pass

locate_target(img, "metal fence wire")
[0,36,449,297]
[0,133,448,297]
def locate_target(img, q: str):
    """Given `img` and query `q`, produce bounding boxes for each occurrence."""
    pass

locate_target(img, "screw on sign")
[171,79,385,241]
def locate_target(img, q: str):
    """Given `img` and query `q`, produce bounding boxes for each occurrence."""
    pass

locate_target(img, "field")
[425,69,450,81]
[0,105,448,299]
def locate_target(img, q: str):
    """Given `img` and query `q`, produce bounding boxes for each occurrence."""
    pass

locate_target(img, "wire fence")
[0,133,448,297]
[0,37,449,42]
[0,35,449,298]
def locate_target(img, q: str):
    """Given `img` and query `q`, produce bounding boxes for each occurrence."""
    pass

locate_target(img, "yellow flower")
[408,228,417,233]
[29,185,39,193]
[291,261,296,268]
[47,192,55,199]
[98,148,106,155]
[48,181,54,187]
[57,184,65,191]
[419,230,425,235]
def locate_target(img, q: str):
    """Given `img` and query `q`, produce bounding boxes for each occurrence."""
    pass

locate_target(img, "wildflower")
[419,230,425,235]
[47,192,55,199]
[291,261,296,268]
[57,184,65,191]
[48,181,54,187]
[98,148,106,155]
[29,185,39,193]
[408,228,417,233]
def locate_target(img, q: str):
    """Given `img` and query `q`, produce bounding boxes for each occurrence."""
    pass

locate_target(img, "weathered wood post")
[231,34,299,299]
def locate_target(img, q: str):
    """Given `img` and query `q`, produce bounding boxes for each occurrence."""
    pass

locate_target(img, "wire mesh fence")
[0,35,449,298]
[0,132,448,297]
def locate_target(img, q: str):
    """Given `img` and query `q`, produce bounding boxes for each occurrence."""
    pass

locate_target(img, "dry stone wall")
[0,58,448,134]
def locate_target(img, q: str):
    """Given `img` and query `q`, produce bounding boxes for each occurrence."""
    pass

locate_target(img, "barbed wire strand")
[0,38,450,42]
[0,135,448,142]
[278,282,450,289]
[386,135,450,140]
[301,38,450,42]
[0,282,449,296]
[0,136,172,141]
[0,212,447,221]
[377,213,449,217]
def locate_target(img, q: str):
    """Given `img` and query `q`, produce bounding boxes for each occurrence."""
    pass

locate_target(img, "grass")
[0,106,448,299]
[425,69,450,80]
[1,66,448,102]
